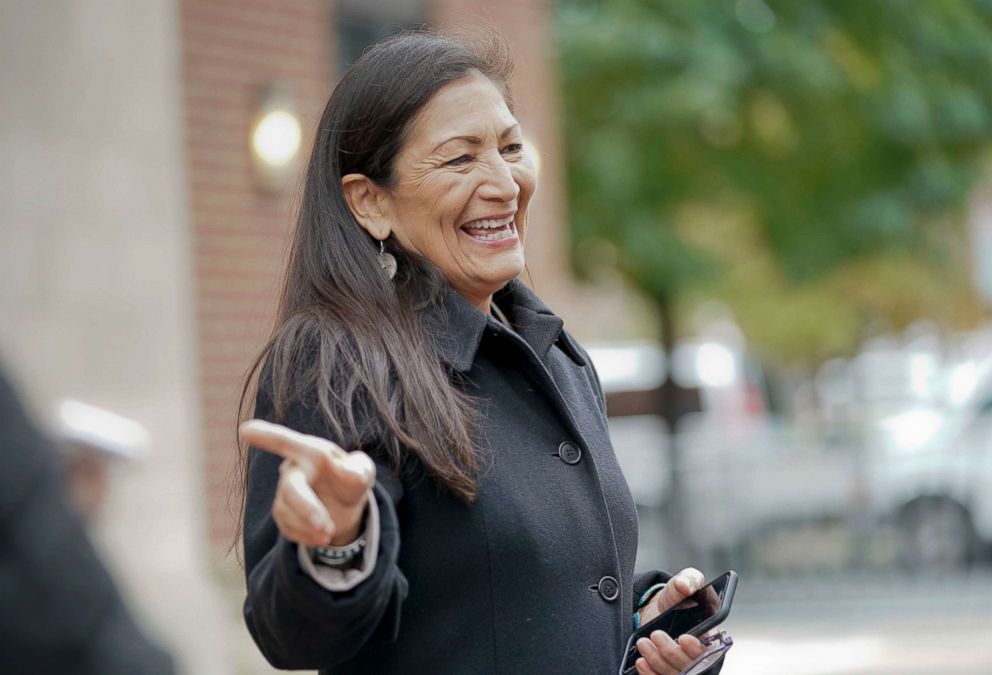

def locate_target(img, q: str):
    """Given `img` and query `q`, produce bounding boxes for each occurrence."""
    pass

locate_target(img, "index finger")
[676,633,705,659]
[239,419,347,463]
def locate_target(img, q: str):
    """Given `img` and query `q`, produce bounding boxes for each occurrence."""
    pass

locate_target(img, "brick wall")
[181,0,334,560]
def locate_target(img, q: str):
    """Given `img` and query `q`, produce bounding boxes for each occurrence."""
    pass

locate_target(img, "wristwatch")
[312,535,367,567]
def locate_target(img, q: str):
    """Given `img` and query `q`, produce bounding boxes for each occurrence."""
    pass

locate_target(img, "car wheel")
[900,498,974,571]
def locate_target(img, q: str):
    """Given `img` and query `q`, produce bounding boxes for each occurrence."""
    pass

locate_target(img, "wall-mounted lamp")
[250,84,302,193]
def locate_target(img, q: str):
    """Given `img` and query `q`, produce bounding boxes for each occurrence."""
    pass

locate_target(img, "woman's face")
[383,71,537,309]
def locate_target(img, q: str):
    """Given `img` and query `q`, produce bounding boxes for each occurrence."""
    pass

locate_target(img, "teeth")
[466,215,514,229]
[472,225,515,241]
[461,215,517,242]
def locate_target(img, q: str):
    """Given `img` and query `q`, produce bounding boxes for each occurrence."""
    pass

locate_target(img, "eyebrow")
[431,123,520,153]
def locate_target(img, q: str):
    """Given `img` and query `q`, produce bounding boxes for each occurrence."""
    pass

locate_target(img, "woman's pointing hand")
[240,419,375,547]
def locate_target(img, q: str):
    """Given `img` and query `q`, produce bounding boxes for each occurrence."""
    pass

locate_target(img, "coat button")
[598,576,620,602]
[558,441,582,465]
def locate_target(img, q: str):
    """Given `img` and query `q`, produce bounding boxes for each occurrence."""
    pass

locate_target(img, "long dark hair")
[234,31,514,543]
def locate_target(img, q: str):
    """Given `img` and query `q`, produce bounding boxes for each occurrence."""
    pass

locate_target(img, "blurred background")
[2,0,991,673]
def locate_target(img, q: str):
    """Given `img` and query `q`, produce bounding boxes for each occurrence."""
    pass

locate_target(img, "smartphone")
[619,570,738,675]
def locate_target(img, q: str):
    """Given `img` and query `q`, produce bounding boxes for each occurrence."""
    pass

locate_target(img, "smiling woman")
[235,30,722,675]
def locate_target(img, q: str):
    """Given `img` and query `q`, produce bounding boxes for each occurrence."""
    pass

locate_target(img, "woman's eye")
[502,143,524,155]
[445,154,473,166]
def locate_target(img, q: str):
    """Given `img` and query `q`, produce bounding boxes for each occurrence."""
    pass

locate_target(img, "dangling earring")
[378,239,397,280]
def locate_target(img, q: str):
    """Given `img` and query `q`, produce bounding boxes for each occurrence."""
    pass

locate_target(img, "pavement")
[721,570,992,674]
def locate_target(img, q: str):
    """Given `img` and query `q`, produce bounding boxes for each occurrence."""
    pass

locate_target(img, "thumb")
[654,568,704,613]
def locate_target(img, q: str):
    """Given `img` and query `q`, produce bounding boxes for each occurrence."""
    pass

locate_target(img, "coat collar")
[425,279,587,373]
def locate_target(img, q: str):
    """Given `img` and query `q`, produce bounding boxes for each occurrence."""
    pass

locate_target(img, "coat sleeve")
[242,368,409,670]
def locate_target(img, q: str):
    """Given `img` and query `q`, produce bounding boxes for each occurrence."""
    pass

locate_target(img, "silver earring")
[378,240,397,280]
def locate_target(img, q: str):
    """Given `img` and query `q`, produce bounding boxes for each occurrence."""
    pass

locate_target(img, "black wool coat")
[243,280,674,674]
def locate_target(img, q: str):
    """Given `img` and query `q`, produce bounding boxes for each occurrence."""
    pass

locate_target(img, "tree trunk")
[656,295,693,569]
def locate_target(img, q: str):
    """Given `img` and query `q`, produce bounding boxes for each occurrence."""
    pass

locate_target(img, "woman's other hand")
[240,419,375,547]
[634,568,708,674]
[634,632,707,675]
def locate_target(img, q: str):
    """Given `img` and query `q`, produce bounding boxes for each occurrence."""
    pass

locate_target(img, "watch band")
[312,535,367,567]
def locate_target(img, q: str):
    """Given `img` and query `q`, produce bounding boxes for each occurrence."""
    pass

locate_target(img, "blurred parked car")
[592,340,862,572]
[864,362,992,570]
[677,416,859,569]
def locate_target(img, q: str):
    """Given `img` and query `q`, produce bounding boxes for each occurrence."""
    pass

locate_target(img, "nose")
[478,154,520,203]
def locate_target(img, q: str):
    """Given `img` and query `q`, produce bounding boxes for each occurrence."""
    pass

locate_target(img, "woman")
[238,31,725,674]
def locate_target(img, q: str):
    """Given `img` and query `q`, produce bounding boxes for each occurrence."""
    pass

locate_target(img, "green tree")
[556,0,992,560]
[557,0,992,365]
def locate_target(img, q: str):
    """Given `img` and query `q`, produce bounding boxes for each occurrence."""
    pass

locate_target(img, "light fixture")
[253,111,300,167]
[250,84,303,193]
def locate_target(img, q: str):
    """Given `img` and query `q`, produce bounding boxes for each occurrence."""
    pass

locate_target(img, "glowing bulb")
[252,110,301,167]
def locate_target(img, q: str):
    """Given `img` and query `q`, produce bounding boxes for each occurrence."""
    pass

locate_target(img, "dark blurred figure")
[0,367,173,675]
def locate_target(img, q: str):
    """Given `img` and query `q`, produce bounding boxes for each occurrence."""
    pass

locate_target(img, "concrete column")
[0,1,230,672]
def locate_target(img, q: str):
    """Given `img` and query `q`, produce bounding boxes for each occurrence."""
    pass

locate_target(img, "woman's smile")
[459,213,518,245]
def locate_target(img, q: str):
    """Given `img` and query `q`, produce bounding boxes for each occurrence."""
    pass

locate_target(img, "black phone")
[619,570,738,675]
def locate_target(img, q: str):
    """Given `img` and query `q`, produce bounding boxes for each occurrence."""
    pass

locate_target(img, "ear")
[341,173,392,240]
